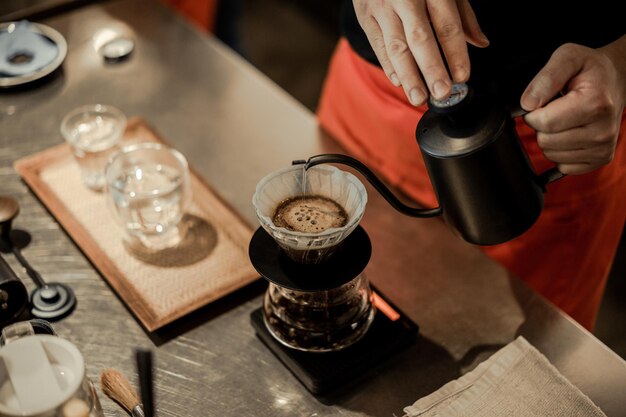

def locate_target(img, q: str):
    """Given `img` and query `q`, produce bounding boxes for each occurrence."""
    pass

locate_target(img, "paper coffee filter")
[304,167,364,219]
[253,164,367,251]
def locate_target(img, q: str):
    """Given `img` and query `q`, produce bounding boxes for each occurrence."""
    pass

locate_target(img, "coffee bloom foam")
[272,196,348,233]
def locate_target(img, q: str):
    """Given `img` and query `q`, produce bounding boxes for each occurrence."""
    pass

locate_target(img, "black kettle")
[298,84,564,245]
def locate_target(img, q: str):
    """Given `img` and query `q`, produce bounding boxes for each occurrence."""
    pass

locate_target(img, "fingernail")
[409,88,426,106]
[453,66,468,82]
[390,73,400,87]
[478,31,490,46]
[432,80,450,99]
[521,91,540,111]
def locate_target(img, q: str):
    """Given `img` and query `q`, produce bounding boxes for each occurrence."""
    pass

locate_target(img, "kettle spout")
[293,154,442,218]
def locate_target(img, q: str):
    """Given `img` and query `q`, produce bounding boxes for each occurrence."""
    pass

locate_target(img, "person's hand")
[353,0,489,106]
[522,40,626,175]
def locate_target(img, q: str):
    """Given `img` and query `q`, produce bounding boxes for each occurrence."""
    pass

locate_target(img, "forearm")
[599,35,626,105]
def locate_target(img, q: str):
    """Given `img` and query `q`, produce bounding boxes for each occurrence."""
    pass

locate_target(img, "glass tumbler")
[105,142,192,250]
[61,104,126,191]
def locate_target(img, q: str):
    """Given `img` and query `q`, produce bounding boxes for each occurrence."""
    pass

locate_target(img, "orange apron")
[161,0,218,32]
[318,38,626,330]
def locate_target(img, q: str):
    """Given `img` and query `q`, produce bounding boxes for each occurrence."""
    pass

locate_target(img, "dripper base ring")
[249,226,371,292]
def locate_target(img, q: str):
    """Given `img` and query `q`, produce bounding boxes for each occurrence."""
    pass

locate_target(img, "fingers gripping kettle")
[299,84,564,245]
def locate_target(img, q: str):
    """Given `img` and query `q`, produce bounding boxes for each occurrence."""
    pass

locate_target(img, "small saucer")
[0,22,67,88]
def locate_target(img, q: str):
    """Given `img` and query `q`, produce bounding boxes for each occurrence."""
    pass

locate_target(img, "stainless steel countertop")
[1,1,625,415]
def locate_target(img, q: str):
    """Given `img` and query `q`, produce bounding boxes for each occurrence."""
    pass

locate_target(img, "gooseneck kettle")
[298,84,564,245]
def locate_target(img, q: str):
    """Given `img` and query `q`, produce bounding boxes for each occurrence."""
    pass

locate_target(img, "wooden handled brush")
[100,368,145,417]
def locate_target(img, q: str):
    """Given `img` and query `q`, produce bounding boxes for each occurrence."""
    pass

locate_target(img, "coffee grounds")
[273,195,348,233]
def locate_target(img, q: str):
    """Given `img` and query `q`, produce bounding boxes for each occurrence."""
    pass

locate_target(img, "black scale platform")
[249,226,419,395]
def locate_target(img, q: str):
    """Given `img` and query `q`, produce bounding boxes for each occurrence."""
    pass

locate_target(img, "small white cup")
[61,104,126,192]
[0,323,103,417]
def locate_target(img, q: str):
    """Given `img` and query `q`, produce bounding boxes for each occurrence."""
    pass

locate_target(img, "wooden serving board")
[14,118,259,331]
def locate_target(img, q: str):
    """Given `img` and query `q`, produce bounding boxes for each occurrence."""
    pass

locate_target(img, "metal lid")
[429,83,469,109]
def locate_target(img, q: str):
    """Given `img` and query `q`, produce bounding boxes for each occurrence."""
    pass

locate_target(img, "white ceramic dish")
[0,22,67,88]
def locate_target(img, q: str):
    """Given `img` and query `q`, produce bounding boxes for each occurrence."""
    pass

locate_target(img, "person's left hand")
[521,42,625,175]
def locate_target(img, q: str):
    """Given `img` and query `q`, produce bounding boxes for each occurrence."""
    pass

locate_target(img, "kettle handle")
[509,106,566,187]
[538,167,565,186]
[293,154,442,218]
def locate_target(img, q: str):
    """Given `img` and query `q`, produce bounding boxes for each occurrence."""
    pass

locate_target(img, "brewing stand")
[249,225,418,395]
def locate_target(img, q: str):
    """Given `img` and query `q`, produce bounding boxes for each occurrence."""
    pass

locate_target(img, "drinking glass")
[105,143,192,250]
[61,104,126,191]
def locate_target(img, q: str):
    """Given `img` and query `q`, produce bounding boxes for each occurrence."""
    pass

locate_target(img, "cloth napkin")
[0,21,58,77]
[404,336,606,417]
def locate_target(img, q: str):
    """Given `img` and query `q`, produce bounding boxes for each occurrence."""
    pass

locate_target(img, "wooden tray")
[14,118,259,331]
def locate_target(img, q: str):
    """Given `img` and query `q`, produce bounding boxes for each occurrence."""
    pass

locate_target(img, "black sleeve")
[339,0,624,107]
[340,0,380,67]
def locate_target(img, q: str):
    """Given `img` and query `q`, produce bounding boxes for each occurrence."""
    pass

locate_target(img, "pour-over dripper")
[252,165,367,264]
[248,219,376,352]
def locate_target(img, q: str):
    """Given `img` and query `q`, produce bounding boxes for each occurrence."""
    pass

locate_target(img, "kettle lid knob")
[429,83,470,111]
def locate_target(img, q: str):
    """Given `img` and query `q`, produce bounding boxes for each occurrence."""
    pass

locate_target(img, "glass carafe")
[263,274,375,352]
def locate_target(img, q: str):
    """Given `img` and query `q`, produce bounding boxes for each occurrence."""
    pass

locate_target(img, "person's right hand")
[353,0,490,105]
